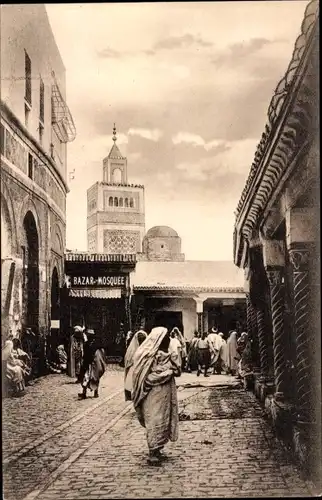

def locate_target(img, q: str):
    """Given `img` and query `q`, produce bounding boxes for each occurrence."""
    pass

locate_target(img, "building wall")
[144,297,197,340]
[1,5,73,359]
[0,4,68,182]
[142,235,185,261]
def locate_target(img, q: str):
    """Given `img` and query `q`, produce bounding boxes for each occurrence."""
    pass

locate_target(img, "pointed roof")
[108,142,125,159]
[107,123,126,160]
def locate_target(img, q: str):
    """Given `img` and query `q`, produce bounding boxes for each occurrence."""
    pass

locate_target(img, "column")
[266,268,288,399]
[256,307,272,380]
[263,239,288,400]
[245,271,260,370]
[286,208,315,423]
[195,298,204,332]
[249,244,274,386]
[289,245,313,422]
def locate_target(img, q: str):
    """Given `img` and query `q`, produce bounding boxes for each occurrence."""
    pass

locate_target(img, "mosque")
[63,125,245,355]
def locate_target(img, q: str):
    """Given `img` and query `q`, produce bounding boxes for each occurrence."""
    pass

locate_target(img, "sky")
[46,1,308,261]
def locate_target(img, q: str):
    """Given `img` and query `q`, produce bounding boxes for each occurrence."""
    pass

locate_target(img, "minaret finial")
[112,123,117,142]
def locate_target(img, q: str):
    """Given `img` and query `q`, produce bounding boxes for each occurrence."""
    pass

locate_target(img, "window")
[25,104,30,128]
[108,196,113,207]
[0,123,4,155]
[39,77,44,123]
[28,153,33,179]
[114,197,118,207]
[119,198,123,207]
[125,198,128,207]
[129,198,134,208]
[39,123,44,145]
[25,51,32,105]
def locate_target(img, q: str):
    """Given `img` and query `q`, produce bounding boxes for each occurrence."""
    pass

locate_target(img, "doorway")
[151,311,183,334]
[23,211,39,332]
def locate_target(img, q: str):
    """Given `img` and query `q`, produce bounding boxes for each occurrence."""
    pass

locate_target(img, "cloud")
[44,1,307,259]
[154,33,213,50]
[96,47,122,59]
[172,132,205,147]
[128,128,163,142]
[211,36,287,68]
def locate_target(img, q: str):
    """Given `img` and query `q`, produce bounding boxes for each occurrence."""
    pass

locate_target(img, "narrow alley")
[3,367,317,500]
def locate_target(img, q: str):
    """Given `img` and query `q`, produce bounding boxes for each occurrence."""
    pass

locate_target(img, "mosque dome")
[145,226,179,239]
[141,226,184,262]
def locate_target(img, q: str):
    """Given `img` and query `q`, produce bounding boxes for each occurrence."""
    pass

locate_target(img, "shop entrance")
[149,311,183,334]
[67,298,126,357]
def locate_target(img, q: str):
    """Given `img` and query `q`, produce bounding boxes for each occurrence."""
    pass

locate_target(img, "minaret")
[103,124,128,184]
[86,124,145,254]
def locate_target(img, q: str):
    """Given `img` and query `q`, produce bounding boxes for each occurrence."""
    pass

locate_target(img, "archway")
[51,267,60,322]
[23,211,39,332]
[112,168,122,183]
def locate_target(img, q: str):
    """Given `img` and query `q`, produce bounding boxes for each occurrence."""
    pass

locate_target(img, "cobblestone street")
[3,366,317,499]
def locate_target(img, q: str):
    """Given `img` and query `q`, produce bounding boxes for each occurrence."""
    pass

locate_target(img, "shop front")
[60,252,136,371]
[130,261,246,339]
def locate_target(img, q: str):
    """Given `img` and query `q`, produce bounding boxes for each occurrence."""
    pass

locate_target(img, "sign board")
[68,288,122,299]
[64,274,126,288]
[51,320,60,329]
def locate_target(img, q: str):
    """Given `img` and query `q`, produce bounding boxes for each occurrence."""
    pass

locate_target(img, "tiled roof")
[107,143,126,159]
[132,260,244,291]
[235,0,318,220]
[65,252,136,263]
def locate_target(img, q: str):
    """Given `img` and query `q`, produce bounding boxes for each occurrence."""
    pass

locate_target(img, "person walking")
[196,332,211,377]
[186,331,199,372]
[218,332,229,374]
[171,327,187,370]
[131,327,181,465]
[207,327,222,374]
[78,329,105,400]
[71,325,87,383]
[169,329,182,365]
[124,329,147,401]
[227,331,240,376]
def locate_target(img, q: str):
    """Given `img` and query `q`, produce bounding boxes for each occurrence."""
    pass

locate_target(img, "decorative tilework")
[103,230,140,254]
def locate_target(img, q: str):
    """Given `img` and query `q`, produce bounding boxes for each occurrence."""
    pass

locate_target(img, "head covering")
[131,327,168,408]
[219,332,224,337]
[73,325,84,333]
[227,331,238,343]
[86,329,95,335]
[124,330,147,372]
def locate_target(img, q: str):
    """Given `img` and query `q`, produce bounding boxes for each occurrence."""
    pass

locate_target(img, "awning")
[68,288,122,299]
[51,72,76,143]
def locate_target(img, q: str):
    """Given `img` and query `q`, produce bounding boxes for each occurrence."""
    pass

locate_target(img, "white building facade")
[1,4,76,374]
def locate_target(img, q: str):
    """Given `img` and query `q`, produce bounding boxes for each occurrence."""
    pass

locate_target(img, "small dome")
[145,226,179,238]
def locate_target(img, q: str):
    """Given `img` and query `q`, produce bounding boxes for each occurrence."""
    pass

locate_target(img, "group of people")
[123,325,253,465]
[2,320,253,464]
[2,334,32,397]
[185,328,252,378]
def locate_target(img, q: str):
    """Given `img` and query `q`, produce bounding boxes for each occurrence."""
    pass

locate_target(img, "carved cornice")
[233,1,318,266]
[235,1,318,222]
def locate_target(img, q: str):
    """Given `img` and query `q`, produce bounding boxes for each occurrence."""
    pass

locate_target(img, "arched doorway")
[51,267,60,323]
[23,211,39,332]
